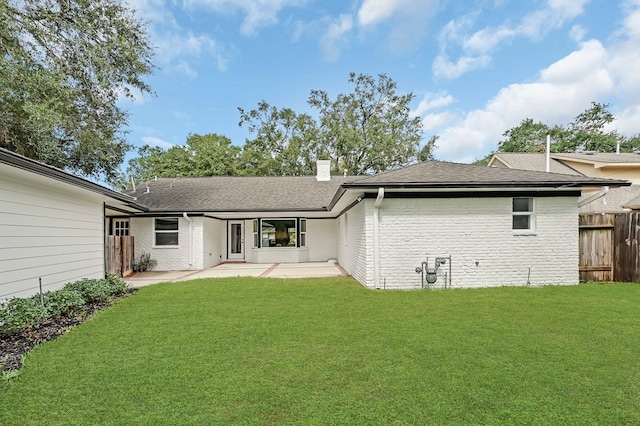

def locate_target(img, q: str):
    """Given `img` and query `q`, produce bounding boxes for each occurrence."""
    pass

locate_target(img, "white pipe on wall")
[183,212,193,267]
[373,187,385,288]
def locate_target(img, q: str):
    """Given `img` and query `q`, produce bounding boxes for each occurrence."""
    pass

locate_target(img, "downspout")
[578,186,609,207]
[373,188,385,288]
[183,212,193,268]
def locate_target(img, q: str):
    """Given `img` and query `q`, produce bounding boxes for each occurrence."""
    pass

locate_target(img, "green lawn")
[1,278,639,425]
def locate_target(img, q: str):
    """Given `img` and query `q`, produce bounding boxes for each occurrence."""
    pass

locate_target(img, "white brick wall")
[340,196,579,289]
[337,201,370,286]
[131,216,204,271]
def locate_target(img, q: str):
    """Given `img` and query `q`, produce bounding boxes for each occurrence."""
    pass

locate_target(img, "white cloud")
[412,92,455,117]
[356,0,438,50]
[319,14,353,61]
[186,0,306,36]
[434,0,590,79]
[141,136,175,149]
[428,39,624,162]
[569,25,586,41]
[432,54,491,80]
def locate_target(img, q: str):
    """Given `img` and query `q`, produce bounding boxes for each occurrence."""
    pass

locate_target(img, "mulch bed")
[1,290,136,373]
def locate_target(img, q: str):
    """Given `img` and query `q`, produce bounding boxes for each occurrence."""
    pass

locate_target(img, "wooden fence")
[579,213,640,282]
[105,236,134,278]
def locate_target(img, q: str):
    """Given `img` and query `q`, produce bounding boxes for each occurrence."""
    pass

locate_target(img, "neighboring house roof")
[488,153,581,175]
[580,185,640,213]
[125,176,350,213]
[344,160,625,189]
[0,148,145,212]
[550,152,640,166]
[623,191,640,210]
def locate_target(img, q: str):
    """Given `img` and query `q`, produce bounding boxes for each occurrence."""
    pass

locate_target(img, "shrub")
[38,290,86,318]
[133,252,157,272]
[63,277,129,304]
[105,276,129,297]
[0,298,45,336]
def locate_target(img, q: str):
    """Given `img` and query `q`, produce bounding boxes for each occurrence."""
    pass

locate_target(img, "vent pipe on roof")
[616,141,620,154]
[130,176,136,191]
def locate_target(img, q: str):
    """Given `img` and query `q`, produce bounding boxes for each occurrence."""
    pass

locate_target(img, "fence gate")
[105,236,135,277]
[578,214,615,282]
[613,213,640,282]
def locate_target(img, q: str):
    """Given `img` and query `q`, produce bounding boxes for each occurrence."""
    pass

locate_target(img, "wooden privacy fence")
[105,236,134,278]
[579,213,640,282]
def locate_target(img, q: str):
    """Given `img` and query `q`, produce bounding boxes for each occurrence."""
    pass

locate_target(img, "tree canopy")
[0,0,154,184]
[126,134,241,183]
[476,102,640,164]
[124,72,432,186]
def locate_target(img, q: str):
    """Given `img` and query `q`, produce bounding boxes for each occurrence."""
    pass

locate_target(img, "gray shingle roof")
[551,152,640,164]
[490,153,581,175]
[125,161,630,213]
[580,185,640,213]
[126,176,349,212]
[344,160,628,188]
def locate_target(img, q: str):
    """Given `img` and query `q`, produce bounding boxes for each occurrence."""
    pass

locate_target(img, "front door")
[228,221,244,260]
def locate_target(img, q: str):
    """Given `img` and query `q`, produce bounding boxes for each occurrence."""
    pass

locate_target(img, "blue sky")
[122,0,640,164]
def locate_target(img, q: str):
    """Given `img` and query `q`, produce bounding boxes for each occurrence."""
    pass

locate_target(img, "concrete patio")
[124,261,348,288]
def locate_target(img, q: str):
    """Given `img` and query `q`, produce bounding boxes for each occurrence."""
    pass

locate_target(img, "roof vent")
[583,151,597,155]
[316,160,331,181]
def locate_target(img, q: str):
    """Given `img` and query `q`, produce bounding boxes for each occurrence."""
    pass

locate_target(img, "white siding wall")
[337,201,370,286]
[0,167,105,300]
[307,219,337,261]
[366,196,578,289]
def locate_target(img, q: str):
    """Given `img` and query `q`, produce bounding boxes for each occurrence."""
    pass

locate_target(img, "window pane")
[300,219,306,232]
[156,232,179,246]
[513,198,532,212]
[155,218,178,231]
[513,215,531,230]
[261,219,296,247]
[300,233,306,247]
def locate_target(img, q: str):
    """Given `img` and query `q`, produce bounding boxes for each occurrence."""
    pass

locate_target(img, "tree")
[123,134,241,186]
[238,73,427,176]
[492,102,639,157]
[308,72,424,175]
[0,0,154,184]
[238,101,318,176]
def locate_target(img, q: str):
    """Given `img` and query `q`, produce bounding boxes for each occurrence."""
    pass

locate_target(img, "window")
[113,220,129,236]
[261,219,296,247]
[299,219,307,247]
[513,198,534,231]
[155,218,179,246]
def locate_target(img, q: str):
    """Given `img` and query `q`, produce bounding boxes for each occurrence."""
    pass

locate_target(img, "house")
[0,148,145,300]
[489,152,640,213]
[118,160,628,289]
[1,148,630,294]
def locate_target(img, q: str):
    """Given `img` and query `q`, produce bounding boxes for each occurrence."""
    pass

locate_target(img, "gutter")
[373,188,384,289]
[578,186,609,208]
[183,212,193,268]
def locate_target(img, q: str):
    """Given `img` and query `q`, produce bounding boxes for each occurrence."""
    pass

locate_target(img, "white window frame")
[299,219,307,247]
[260,218,297,248]
[154,217,179,247]
[512,198,535,234]
[252,219,259,248]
